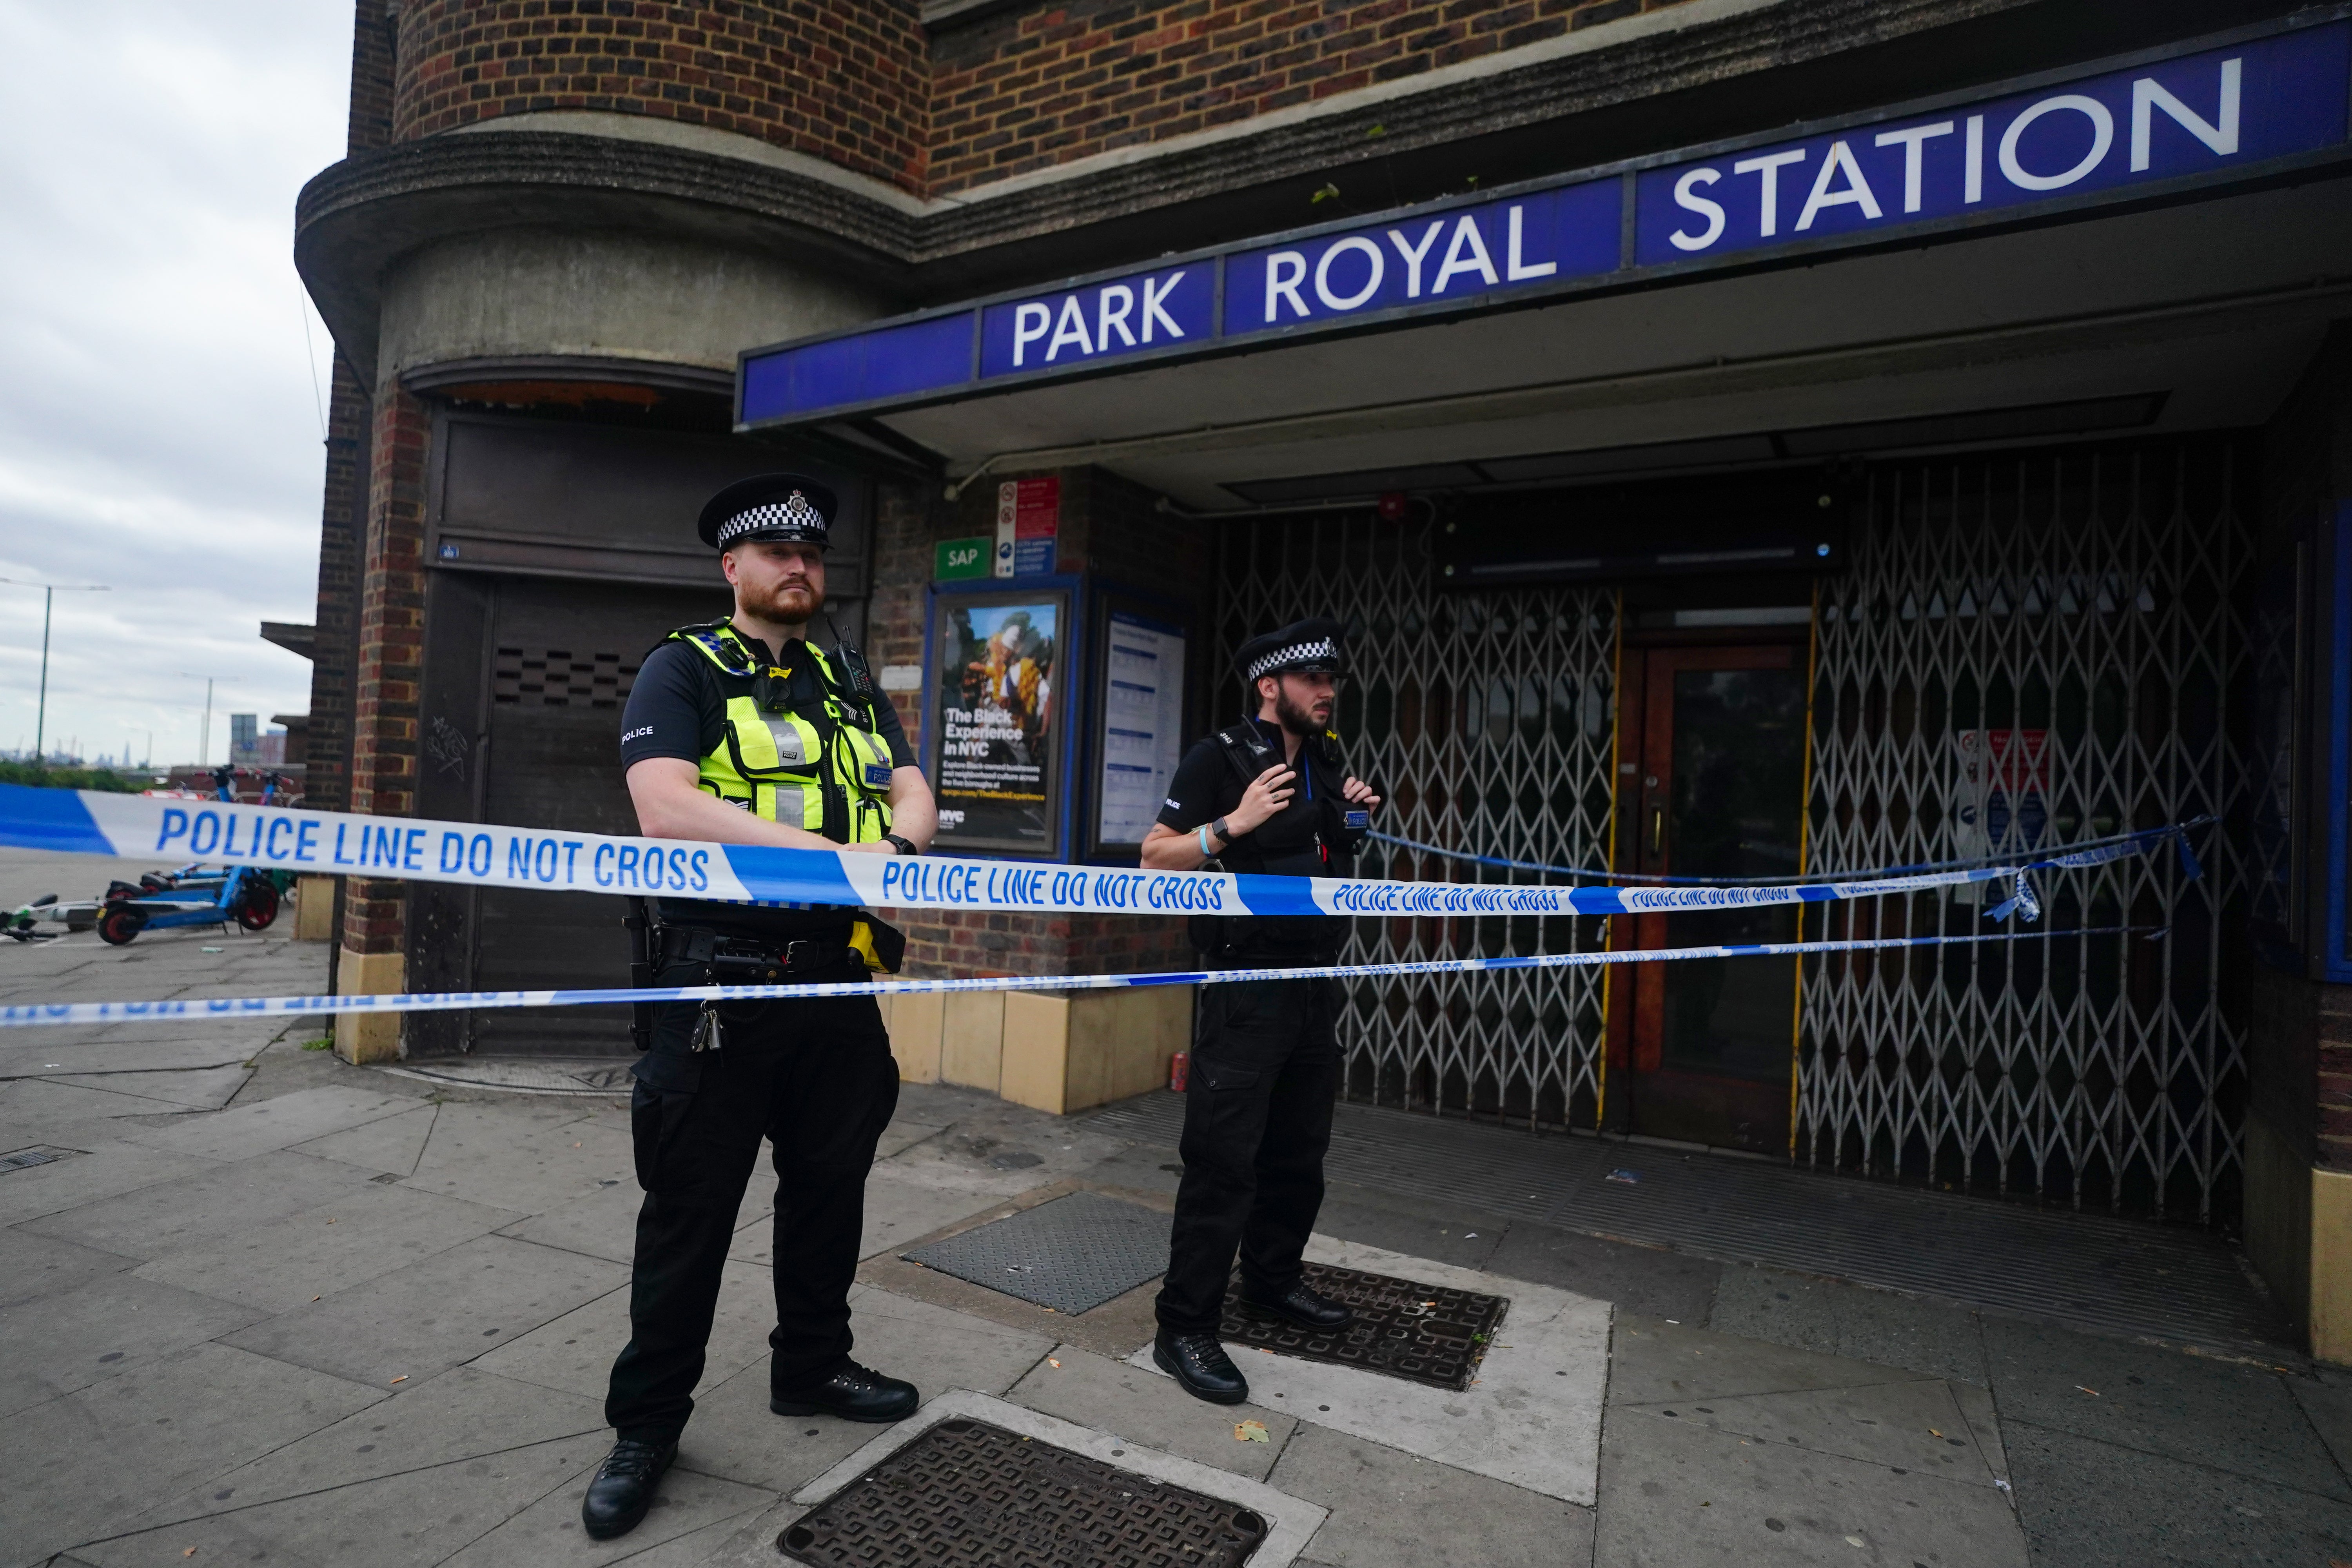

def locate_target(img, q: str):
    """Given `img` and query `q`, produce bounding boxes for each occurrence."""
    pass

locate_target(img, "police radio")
[825,615,882,727]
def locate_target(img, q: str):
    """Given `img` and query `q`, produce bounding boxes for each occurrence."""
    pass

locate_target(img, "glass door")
[1608,644,1808,1151]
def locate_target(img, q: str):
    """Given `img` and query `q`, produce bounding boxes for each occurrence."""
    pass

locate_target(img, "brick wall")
[301,356,370,818]
[926,0,1695,193]
[390,0,932,191]
[341,388,433,958]
[349,0,397,151]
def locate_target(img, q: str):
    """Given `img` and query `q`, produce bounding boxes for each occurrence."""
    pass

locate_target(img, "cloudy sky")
[0,2,349,769]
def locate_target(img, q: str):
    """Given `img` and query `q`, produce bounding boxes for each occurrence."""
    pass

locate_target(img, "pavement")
[3,842,2350,1567]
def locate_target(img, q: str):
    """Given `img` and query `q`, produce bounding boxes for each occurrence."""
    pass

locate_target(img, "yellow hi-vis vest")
[666,622,897,846]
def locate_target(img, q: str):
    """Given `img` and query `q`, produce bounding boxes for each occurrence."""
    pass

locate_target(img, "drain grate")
[0,1147,61,1174]
[1221,1261,1507,1391]
[780,1417,1268,1567]
[902,1192,1170,1315]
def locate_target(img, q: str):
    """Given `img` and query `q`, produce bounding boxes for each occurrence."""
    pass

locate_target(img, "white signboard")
[1095,610,1187,848]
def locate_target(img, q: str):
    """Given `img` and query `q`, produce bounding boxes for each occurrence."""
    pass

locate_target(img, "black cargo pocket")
[629,1049,703,1194]
[1192,1058,1262,1093]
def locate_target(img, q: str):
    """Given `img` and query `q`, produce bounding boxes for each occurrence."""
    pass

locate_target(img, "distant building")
[228,714,259,765]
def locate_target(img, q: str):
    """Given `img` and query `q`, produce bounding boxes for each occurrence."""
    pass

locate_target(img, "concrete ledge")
[292,876,334,942]
[882,984,1189,1116]
[331,946,405,1066]
[790,1387,1328,1566]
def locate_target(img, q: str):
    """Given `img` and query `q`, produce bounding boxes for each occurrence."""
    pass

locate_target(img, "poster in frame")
[1088,588,1193,858]
[925,581,1076,858]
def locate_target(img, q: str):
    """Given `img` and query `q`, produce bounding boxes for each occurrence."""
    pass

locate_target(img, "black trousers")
[1155,975,1342,1335]
[604,960,898,1444]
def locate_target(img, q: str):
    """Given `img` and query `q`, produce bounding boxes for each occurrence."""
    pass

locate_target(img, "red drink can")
[1168,1051,1189,1092]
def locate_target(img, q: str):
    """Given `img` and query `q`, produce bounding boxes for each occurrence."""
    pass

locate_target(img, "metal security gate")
[1800,439,2249,1220]
[1215,514,1618,1127]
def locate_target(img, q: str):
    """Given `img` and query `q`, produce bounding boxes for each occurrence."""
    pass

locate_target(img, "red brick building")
[297,1,2352,1356]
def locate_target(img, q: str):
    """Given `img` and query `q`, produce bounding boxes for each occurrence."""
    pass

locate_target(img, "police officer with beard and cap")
[1140,617,1381,1404]
[580,474,937,1541]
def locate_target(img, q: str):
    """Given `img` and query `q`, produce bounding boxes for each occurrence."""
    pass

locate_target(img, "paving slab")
[0,1270,263,1417]
[47,1064,252,1111]
[1713,1263,1991,1386]
[788,1387,1329,1566]
[0,1076,198,1125]
[1015,1343,1295,1480]
[133,1178,521,1312]
[0,1137,221,1228]
[288,1101,437,1177]
[109,1085,416,1162]
[501,1171,646,1264]
[1949,1379,2013,1486]
[1607,1314,1940,1407]
[2004,1416,2352,1567]
[0,1223,137,1306]
[1617,1378,2002,1486]
[1129,1234,1612,1505]
[73,1432,612,1568]
[128,1365,608,1530]
[5,1341,384,1568]
[1978,1312,2348,1499]
[402,1100,632,1215]
[673,1359,898,1497]
[1592,1405,2030,1568]
[436,1453,776,1568]
[1307,1186,1513,1273]
[1268,1422,1597,1568]
[1481,1220,1724,1323]
[223,1233,624,1390]
[2291,1366,2352,1488]
[475,1261,779,1403]
[20,1147,379,1263]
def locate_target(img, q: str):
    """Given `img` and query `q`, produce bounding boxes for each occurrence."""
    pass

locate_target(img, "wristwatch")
[883,833,920,856]
[1210,816,1232,845]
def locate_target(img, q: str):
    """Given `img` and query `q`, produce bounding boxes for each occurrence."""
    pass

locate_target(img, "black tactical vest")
[1194,719,1369,960]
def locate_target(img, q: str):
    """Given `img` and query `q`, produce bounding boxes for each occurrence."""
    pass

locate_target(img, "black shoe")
[769,1359,919,1423]
[1154,1329,1249,1405]
[1242,1280,1354,1331]
[580,1437,676,1541]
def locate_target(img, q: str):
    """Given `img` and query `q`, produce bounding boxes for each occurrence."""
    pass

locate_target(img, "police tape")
[0,784,2193,923]
[0,926,2155,1029]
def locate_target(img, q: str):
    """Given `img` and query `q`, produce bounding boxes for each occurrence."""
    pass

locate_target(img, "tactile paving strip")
[778,1416,1269,1568]
[1221,1260,1507,1391]
[902,1191,1171,1315]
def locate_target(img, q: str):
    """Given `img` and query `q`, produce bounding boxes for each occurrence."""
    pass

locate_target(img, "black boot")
[1154,1329,1249,1405]
[1242,1279,1354,1331]
[580,1436,676,1541]
[770,1359,919,1423]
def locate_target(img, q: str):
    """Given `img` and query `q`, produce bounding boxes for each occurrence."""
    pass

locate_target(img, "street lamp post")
[1,576,110,765]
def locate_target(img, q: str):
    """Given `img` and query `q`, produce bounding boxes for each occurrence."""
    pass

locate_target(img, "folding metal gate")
[1215,515,1619,1129]
[1218,435,2248,1221]
[1801,440,2249,1220]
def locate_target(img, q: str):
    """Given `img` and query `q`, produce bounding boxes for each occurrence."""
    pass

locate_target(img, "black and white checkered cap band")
[715,492,826,546]
[1245,637,1339,682]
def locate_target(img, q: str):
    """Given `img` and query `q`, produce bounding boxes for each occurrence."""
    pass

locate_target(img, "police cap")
[1237,617,1348,684]
[697,473,836,552]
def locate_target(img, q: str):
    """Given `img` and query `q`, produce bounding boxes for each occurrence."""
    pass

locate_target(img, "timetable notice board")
[1093,606,1187,852]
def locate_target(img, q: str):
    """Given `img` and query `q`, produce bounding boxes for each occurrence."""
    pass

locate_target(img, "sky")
[0,2,350,770]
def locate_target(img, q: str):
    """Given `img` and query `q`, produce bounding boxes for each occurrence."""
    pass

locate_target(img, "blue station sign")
[739,15,2351,430]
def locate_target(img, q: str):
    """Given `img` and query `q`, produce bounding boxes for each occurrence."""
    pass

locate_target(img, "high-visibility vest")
[665,622,896,845]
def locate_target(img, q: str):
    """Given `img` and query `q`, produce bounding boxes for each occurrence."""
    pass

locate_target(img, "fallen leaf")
[390,1376,407,1385]
[1234,1420,1269,1443]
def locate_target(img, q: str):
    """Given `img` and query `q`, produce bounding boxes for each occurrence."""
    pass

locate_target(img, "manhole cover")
[902,1192,1169,1315]
[0,1147,61,1174]
[1220,1261,1507,1390]
[780,1417,1267,1568]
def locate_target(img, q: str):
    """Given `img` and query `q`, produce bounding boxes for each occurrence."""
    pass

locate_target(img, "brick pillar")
[334,385,431,1063]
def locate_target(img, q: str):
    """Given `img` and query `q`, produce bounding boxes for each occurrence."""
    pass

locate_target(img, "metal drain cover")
[779,1417,1268,1567]
[902,1192,1169,1315]
[1221,1260,1507,1390]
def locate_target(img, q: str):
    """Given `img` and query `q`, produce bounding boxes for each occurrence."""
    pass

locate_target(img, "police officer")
[1140,618,1381,1403]
[581,474,936,1541]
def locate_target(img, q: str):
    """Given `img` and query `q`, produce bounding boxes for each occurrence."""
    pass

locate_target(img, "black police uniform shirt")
[618,633,915,933]
[1155,717,1353,956]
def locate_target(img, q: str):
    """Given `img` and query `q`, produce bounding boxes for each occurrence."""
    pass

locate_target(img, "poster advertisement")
[994,477,1059,577]
[930,591,1066,855]
[1094,608,1187,850]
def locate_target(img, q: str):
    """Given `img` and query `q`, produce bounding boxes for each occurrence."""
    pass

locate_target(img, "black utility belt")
[658,924,859,982]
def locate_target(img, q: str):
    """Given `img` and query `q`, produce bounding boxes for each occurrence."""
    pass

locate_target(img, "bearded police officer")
[1140,618,1381,1404]
[581,474,936,1541]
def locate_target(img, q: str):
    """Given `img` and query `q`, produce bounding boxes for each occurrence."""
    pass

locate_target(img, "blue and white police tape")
[0,781,2179,923]
[0,926,2156,1029]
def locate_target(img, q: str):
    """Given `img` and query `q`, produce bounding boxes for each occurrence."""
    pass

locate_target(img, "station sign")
[739,15,2350,430]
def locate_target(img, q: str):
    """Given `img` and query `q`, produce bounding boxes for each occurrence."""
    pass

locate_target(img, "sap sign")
[1226,184,1620,336]
[1635,27,2345,265]
[980,266,1213,376]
